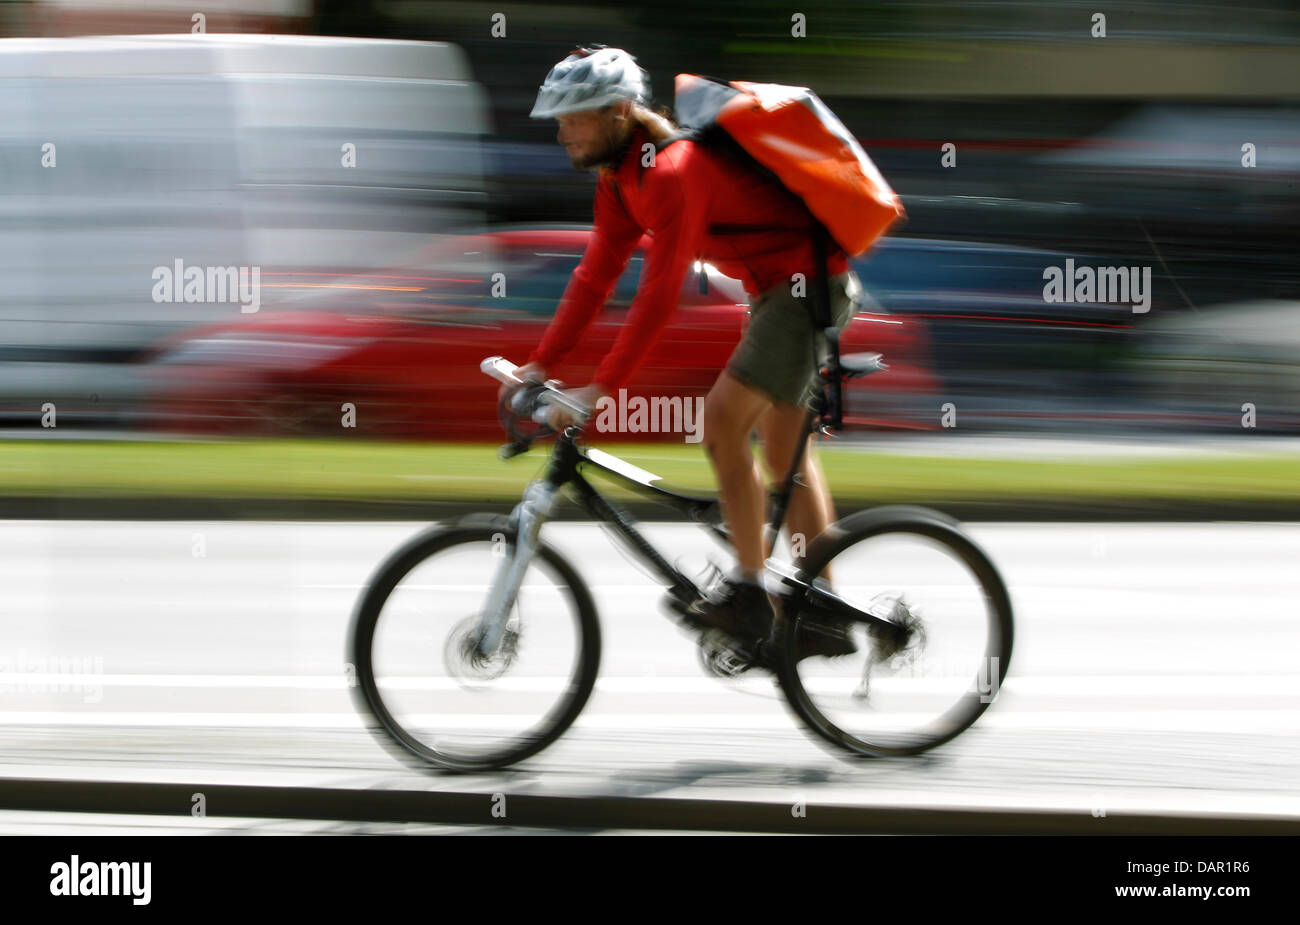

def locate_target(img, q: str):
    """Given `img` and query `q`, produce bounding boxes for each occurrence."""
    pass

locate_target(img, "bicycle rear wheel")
[775,506,1013,758]
[349,520,601,772]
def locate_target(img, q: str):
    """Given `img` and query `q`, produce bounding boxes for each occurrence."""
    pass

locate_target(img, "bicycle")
[349,344,1014,773]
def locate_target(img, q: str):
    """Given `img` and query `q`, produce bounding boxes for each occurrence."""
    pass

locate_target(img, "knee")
[702,426,745,467]
[760,421,811,478]
[761,438,794,477]
[702,424,760,480]
[701,397,742,460]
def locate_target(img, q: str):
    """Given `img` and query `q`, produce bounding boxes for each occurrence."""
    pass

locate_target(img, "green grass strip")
[1,439,1296,506]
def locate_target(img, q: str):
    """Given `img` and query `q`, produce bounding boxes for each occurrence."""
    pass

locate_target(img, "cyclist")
[505,45,859,658]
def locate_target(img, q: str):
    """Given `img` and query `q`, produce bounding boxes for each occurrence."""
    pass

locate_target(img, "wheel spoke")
[779,517,1012,757]
[350,527,599,771]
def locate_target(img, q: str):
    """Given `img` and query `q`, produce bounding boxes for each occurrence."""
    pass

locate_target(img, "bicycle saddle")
[840,352,888,378]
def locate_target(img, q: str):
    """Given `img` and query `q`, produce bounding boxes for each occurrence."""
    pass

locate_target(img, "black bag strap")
[809,221,834,331]
[808,219,844,430]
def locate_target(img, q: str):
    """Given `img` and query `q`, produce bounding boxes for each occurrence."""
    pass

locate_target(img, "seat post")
[811,222,844,431]
[764,400,824,559]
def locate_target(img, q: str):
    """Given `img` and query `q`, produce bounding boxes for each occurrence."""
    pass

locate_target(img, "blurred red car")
[141,227,938,440]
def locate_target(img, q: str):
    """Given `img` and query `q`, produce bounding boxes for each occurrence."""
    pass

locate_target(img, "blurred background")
[0,0,1297,509]
[1,0,1298,839]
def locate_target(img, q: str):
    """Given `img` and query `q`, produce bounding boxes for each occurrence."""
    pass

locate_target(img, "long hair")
[629,101,679,146]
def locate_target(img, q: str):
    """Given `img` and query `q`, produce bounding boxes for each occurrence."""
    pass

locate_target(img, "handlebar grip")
[483,355,592,430]
[481,355,524,386]
[537,389,591,424]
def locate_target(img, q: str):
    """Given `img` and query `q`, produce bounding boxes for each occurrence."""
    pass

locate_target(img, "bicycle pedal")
[697,629,761,678]
[662,593,707,632]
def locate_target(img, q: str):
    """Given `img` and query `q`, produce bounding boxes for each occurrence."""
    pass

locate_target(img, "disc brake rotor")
[856,593,926,702]
[444,614,520,688]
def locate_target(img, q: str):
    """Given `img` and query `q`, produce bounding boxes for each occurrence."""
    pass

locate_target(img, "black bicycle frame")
[524,387,829,612]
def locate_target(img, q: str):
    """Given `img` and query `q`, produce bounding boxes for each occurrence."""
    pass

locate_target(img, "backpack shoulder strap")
[809,222,834,330]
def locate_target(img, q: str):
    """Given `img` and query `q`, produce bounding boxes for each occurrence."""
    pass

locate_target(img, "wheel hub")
[444,615,519,685]
[866,592,925,667]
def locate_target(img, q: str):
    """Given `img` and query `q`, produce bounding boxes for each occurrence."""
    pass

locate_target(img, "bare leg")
[701,371,773,577]
[757,401,837,586]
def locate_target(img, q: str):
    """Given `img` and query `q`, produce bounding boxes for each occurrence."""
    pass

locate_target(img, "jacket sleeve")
[590,154,704,393]
[527,174,642,372]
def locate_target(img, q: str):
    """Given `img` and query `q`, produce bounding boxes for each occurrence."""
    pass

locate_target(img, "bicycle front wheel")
[775,506,1013,759]
[349,520,601,772]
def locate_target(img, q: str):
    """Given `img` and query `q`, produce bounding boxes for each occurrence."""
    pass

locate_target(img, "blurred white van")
[0,34,490,421]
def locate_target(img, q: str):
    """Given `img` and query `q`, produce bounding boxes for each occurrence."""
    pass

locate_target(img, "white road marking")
[2,709,1299,731]
[2,673,1298,695]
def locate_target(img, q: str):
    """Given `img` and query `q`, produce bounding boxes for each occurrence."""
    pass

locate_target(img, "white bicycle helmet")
[530,45,649,119]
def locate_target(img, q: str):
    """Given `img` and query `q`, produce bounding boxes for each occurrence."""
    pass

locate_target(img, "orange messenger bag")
[674,73,905,258]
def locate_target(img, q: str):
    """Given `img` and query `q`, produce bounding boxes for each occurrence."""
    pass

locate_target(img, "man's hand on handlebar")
[493,359,606,433]
[544,383,608,431]
[498,361,548,406]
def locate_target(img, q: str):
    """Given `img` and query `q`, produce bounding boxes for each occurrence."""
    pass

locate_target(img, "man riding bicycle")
[505,45,860,659]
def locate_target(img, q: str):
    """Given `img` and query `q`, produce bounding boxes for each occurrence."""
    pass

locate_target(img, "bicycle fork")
[476,478,562,656]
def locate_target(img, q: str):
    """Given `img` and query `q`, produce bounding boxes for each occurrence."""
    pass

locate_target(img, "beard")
[569,147,610,170]
[569,125,634,171]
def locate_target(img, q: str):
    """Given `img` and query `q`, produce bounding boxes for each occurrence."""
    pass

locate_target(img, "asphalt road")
[0,520,1296,834]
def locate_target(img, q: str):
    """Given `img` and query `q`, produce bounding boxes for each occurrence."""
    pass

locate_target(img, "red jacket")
[527,124,848,392]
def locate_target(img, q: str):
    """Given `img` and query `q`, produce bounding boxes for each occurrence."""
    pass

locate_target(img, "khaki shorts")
[726,271,862,408]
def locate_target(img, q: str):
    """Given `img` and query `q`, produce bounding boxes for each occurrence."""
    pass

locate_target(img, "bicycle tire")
[773,505,1014,759]
[349,517,602,772]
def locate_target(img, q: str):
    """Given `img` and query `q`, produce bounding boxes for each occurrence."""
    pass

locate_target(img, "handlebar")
[481,355,592,429]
